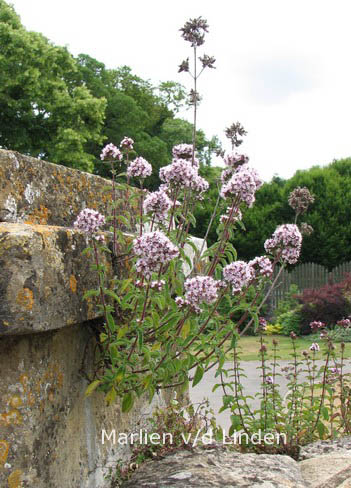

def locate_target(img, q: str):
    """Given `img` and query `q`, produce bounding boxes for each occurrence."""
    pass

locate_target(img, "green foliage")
[231,159,351,269]
[272,284,300,323]
[264,323,283,335]
[0,2,220,181]
[220,335,351,457]
[312,327,351,343]
[277,308,302,336]
[0,1,106,171]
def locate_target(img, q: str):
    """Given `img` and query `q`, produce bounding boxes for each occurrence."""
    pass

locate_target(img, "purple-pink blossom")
[150,280,165,291]
[190,173,209,196]
[223,152,249,169]
[337,318,351,328]
[220,206,242,225]
[222,261,253,293]
[74,208,105,234]
[120,136,134,150]
[133,231,179,278]
[127,157,152,179]
[220,165,260,207]
[310,320,326,332]
[309,343,320,352]
[159,159,197,188]
[264,224,302,264]
[249,256,273,278]
[100,143,123,161]
[172,143,193,160]
[143,190,172,222]
[183,275,220,312]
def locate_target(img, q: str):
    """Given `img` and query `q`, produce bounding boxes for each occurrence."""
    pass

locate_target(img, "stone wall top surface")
[0,149,120,227]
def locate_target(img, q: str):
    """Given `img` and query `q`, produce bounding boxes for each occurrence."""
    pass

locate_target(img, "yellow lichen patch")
[9,396,22,409]
[2,410,22,426]
[19,375,29,392]
[24,205,50,225]
[26,392,35,407]
[69,275,77,293]
[16,289,34,311]
[0,440,9,466]
[8,469,23,488]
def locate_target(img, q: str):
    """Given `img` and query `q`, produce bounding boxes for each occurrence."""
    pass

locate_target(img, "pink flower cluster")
[249,256,273,278]
[181,275,220,313]
[224,152,249,169]
[127,156,152,179]
[120,136,134,150]
[159,158,197,188]
[220,164,262,207]
[337,318,351,328]
[143,189,172,222]
[310,320,325,332]
[264,224,302,264]
[222,261,253,293]
[150,280,165,291]
[190,173,209,195]
[74,208,105,234]
[219,206,242,225]
[133,231,179,278]
[259,317,268,330]
[172,143,193,160]
[100,143,123,161]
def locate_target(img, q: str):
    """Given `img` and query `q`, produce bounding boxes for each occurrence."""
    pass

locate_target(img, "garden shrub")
[277,307,302,336]
[272,284,300,323]
[296,275,351,335]
[264,323,283,335]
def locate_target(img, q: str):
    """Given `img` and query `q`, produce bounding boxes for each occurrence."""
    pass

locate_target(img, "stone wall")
[0,150,188,488]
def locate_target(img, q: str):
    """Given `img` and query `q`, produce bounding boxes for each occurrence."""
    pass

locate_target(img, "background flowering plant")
[76,17,313,416]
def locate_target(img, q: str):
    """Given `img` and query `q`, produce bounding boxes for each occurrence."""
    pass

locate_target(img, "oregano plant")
[74,17,312,418]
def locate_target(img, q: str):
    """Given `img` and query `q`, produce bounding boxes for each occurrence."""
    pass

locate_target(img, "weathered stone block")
[0,149,116,227]
[0,222,114,336]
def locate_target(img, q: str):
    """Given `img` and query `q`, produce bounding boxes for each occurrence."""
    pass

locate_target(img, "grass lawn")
[225,335,351,361]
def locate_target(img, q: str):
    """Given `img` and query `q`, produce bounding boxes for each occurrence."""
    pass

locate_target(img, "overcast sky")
[9,0,351,181]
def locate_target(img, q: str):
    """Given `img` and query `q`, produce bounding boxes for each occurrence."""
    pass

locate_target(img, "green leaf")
[122,392,134,413]
[120,278,133,294]
[105,387,117,405]
[117,326,128,339]
[106,313,116,333]
[83,289,99,300]
[192,365,204,387]
[181,320,191,339]
[321,406,329,421]
[317,420,326,439]
[104,289,121,304]
[85,379,101,397]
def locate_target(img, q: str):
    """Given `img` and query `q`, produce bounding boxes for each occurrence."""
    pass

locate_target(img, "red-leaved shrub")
[296,274,351,335]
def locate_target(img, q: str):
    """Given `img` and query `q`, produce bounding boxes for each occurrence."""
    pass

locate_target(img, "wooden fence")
[268,261,351,311]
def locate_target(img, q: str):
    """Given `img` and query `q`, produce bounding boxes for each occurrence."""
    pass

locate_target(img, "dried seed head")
[288,187,315,215]
[178,58,190,73]
[300,222,314,236]
[180,17,209,47]
[199,54,216,69]
[225,122,247,148]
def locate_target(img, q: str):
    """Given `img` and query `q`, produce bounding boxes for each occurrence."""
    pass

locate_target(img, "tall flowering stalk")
[76,17,317,422]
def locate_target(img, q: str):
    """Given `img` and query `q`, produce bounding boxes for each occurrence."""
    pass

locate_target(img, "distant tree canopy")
[193,158,351,270]
[0,1,221,187]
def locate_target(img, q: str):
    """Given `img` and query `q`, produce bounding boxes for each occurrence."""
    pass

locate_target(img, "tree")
[0,1,106,171]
